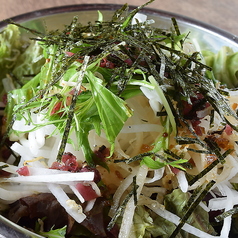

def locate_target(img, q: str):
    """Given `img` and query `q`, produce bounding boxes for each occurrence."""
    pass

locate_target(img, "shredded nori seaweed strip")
[56,56,90,162]
[156,111,168,117]
[209,109,215,127]
[171,17,184,48]
[177,116,207,147]
[188,160,219,186]
[182,185,203,213]
[133,175,138,205]
[176,136,204,145]
[215,206,238,222]
[188,147,233,186]
[204,137,231,164]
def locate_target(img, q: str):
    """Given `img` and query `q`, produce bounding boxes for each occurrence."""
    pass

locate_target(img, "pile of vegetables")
[1,1,238,237]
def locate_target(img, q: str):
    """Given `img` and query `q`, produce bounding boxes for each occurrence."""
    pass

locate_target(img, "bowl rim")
[0,3,238,45]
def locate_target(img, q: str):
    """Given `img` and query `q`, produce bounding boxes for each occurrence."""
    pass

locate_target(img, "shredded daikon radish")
[0,187,41,202]
[141,186,166,198]
[109,171,137,217]
[10,142,35,166]
[199,201,210,212]
[1,171,94,184]
[120,124,163,133]
[84,198,96,212]
[11,113,36,132]
[119,197,137,238]
[69,185,85,203]
[219,184,234,238]
[28,166,71,175]
[144,168,164,183]
[0,183,51,193]
[131,13,147,25]
[89,181,101,197]
[114,138,131,159]
[177,171,189,193]
[0,162,18,174]
[216,155,238,183]
[47,183,86,223]
[119,164,148,238]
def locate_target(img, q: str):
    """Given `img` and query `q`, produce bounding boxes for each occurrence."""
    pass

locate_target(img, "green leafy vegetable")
[0,24,21,68]
[0,24,44,92]
[133,206,154,238]
[203,46,238,88]
[86,70,133,152]
[37,226,67,238]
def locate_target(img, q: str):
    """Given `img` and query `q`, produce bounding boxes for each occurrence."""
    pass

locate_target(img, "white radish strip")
[19,135,30,148]
[122,97,151,157]
[120,124,163,133]
[11,142,34,163]
[28,167,70,175]
[1,183,50,193]
[2,172,94,184]
[208,182,238,211]
[146,200,220,238]
[19,134,51,159]
[12,117,35,132]
[177,171,189,193]
[69,185,85,203]
[131,13,147,25]
[219,184,234,238]
[0,188,37,202]
[208,197,227,211]
[60,80,77,87]
[0,162,18,174]
[140,86,162,102]
[119,164,148,238]
[6,154,18,166]
[109,172,136,217]
[47,183,86,223]
[114,138,130,159]
[119,198,136,238]
[84,198,96,212]
[89,182,101,196]
[227,190,238,207]
[141,186,166,198]
[145,168,164,183]
[48,136,61,166]
[228,175,238,183]
[28,130,45,155]
[199,202,210,212]
[217,155,238,183]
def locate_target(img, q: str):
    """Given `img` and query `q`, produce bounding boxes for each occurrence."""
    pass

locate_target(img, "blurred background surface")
[1,0,238,35]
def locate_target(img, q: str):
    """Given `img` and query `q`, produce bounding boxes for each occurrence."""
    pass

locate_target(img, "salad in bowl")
[1,0,238,237]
